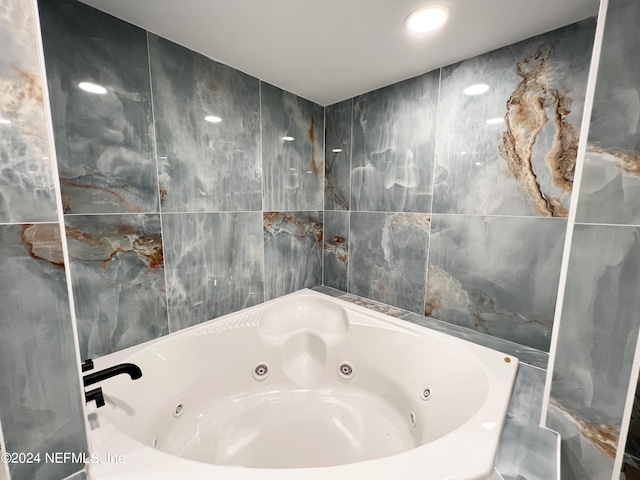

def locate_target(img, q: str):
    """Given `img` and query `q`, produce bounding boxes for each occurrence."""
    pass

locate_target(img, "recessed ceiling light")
[464,83,490,96]
[332,148,343,153]
[0,118,11,125]
[405,5,450,33]
[205,115,222,123]
[282,136,294,141]
[486,117,505,125]
[78,81,107,94]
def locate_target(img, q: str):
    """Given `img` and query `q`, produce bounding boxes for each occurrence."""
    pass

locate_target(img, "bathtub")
[86,289,518,480]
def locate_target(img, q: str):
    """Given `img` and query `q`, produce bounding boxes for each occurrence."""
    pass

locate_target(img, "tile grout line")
[321,105,325,288]
[145,31,172,335]
[29,0,93,466]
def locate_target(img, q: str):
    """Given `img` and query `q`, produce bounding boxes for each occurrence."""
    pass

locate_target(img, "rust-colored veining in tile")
[324,235,348,264]
[325,125,349,209]
[21,224,65,268]
[389,213,430,232]
[60,179,144,213]
[309,116,319,177]
[66,223,163,272]
[588,144,640,176]
[550,398,619,460]
[263,212,322,243]
[500,44,579,217]
[158,183,167,204]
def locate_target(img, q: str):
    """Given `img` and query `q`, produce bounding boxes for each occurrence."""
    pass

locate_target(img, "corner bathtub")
[86,289,518,480]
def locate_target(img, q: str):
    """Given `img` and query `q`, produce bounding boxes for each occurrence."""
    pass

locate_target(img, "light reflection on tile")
[261,83,324,211]
[433,20,595,217]
[149,34,262,212]
[39,0,158,214]
[325,99,352,211]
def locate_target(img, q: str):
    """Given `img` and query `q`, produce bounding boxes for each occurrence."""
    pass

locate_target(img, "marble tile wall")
[0,1,88,479]
[546,0,640,478]
[323,19,596,352]
[38,0,324,359]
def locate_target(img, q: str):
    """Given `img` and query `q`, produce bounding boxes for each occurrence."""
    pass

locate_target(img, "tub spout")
[83,363,142,387]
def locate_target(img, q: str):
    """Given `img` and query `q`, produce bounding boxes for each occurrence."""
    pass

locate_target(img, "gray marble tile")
[339,293,408,318]
[549,224,640,476]
[401,312,549,369]
[263,211,323,300]
[496,365,559,480]
[323,210,349,292]
[39,0,158,214]
[426,215,566,351]
[0,0,58,223]
[311,285,347,298]
[163,212,264,331]
[351,71,439,213]
[64,214,168,359]
[433,20,595,217]
[325,99,352,211]
[547,402,614,480]
[0,224,87,479]
[149,34,262,213]
[261,83,324,211]
[349,212,429,313]
[575,1,640,225]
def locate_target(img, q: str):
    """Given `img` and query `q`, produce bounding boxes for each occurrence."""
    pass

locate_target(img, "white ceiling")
[78,0,600,106]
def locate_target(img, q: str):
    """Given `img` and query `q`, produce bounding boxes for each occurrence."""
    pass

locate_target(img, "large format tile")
[39,0,158,214]
[323,210,349,292]
[324,99,352,211]
[261,83,323,211]
[496,365,559,480]
[163,212,264,331]
[575,1,640,225]
[263,211,323,300]
[149,34,262,212]
[65,214,168,359]
[426,215,566,351]
[550,224,640,479]
[433,20,595,217]
[351,71,439,213]
[0,0,58,223]
[0,224,87,480]
[349,212,429,313]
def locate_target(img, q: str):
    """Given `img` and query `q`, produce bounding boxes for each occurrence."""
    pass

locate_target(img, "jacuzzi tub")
[86,289,518,480]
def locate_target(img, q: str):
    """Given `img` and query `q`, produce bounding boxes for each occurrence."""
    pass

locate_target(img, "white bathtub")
[86,289,518,480]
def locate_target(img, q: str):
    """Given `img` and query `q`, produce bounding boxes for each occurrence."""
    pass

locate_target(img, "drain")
[338,362,354,380]
[173,403,183,418]
[253,362,270,380]
[420,387,433,401]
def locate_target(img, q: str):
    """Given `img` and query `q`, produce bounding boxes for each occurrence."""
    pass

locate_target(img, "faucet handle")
[81,359,94,372]
[85,387,105,408]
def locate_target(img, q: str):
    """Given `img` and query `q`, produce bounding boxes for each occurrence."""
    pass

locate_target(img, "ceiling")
[78,0,600,106]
